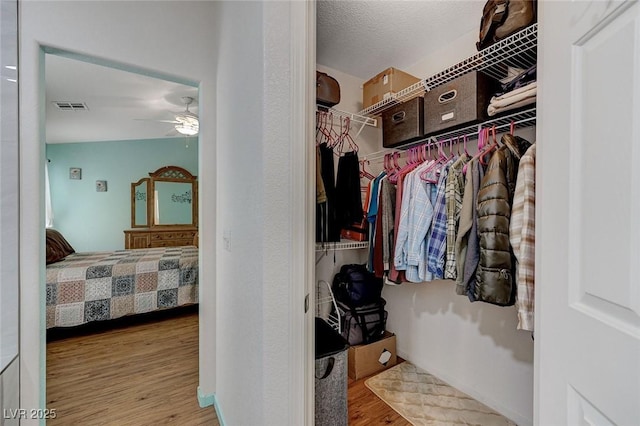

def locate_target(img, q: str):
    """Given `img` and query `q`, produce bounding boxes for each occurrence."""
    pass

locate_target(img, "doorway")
[42,50,207,421]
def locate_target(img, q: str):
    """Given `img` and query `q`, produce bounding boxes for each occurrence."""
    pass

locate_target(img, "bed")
[45,229,198,329]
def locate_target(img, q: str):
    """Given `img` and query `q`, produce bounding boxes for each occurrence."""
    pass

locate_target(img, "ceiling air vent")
[53,101,89,111]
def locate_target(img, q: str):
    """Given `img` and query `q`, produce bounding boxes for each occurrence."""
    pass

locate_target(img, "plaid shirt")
[426,160,454,279]
[444,154,470,280]
[510,144,536,331]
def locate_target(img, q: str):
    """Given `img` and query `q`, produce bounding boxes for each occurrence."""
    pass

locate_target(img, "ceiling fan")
[137,96,199,136]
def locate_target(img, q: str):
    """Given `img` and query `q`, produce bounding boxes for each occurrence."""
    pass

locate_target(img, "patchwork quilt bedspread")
[46,246,198,329]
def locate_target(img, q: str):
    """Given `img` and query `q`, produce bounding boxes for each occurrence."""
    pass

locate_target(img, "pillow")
[46,229,76,264]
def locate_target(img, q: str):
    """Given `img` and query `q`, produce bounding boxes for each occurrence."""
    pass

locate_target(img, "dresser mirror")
[131,178,150,228]
[130,165,198,228]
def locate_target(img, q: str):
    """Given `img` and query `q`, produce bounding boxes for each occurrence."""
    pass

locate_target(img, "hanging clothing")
[373,197,385,278]
[425,159,454,280]
[405,163,436,283]
[317,143,340,242]
[380,177,396,273]
[366,172,384,224]
[510,144,536,331]
[388,168,411,284]
[475,134,532,306]
[393,169,416,275]
[316,146,327,204]
[444,154,470,280]
[455,158,484,300]
[335,151,364,230]
[367,171,386,271]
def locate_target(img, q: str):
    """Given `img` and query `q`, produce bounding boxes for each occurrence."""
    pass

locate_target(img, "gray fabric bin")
[315,317,349,426]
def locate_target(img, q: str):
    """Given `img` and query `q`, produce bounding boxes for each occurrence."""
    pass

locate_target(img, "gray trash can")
[315,317,349,426]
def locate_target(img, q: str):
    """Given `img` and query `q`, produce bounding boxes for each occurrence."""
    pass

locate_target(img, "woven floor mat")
[365,362,518,425]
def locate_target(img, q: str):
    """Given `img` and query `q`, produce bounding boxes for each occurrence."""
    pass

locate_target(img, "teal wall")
[46,137,198,251]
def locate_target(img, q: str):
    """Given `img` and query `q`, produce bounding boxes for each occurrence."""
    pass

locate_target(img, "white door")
[537,0,640,424]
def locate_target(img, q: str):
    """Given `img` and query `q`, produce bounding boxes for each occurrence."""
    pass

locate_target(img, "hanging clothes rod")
[362,107,536,162]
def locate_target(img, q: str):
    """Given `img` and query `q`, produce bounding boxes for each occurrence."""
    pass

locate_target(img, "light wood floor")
[47,309,404,425]
[46,307,218,425]
[348,365,411,425]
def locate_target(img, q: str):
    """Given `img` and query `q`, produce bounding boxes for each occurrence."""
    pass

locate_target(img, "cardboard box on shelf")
[348,331,397,380]
[362,68,421,110]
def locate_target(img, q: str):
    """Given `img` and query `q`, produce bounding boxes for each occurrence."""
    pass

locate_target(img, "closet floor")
[46,307,219,425]
[348,360,412,426]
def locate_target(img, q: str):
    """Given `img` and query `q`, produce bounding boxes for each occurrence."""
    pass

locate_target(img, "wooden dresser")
[124,226,198,249]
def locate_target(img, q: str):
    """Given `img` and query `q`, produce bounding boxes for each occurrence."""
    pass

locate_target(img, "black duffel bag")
[332,264,383,308]
[338,299,387,345]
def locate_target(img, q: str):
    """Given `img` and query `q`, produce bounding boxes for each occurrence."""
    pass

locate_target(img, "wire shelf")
[359,23,538,117]
[317,106,377,127]
[315,241,369,251]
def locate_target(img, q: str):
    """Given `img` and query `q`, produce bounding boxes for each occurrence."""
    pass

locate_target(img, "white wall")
[212,1,308,424]
[212,2,265,423]
[318,27,535,426]
[22,2,308,425]
[19,1,218,421]
[0,0,19,378]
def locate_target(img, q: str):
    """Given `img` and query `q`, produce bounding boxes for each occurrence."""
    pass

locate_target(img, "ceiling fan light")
[175,121,199,136]
[174,115,199,136]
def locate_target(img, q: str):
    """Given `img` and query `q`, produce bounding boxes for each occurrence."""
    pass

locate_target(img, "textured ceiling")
[45,54,198,144]
[317,0,484,79]
[47,2,483,144]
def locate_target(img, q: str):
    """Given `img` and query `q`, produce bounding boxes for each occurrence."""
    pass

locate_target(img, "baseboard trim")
[197,386,214,408]
[197,387,225,425]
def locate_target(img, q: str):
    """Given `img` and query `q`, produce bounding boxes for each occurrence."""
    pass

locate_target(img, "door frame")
[19,45,207,421]
[290,1,316,423]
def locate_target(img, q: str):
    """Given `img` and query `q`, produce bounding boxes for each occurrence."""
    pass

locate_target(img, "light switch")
[223,229,231,251]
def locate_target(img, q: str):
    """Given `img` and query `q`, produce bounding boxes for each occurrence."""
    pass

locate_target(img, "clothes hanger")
[327,113,342,150]
[465,126,497,172]
[479,126,498,166]
[332,113,345,153]
[463,128,488,175]
[341,117,359,153]
[320,112,333,148]
[463,134,470,157]
[420,138,447,182]
[388,149,418,184]
[447,138,455,161]
[316,111,329,145]
[359,159,376,180]
[316,111,330,146]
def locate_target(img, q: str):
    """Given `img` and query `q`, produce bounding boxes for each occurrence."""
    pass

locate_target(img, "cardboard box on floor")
[348,331,397,380]
[362,67,422,110]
